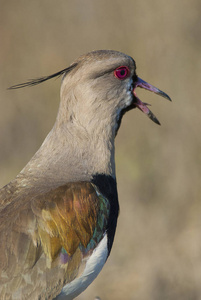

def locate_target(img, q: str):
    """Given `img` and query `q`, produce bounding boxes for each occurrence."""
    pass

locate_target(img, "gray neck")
[19,113,116,187]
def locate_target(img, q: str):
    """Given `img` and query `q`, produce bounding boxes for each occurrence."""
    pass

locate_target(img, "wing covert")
[32,182,101,259]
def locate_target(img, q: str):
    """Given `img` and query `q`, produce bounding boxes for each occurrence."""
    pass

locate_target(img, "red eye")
[114,66,130,80]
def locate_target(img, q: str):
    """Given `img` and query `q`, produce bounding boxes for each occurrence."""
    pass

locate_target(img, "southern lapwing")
[0,50,171,299]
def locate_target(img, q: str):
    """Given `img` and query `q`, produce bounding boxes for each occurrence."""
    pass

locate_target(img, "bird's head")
[9,50,171,136]
[58,50,171,134]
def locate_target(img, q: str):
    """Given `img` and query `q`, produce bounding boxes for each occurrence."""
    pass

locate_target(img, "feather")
[8,63,77,89]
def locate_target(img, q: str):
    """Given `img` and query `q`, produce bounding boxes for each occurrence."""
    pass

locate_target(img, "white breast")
[56,234,108,300]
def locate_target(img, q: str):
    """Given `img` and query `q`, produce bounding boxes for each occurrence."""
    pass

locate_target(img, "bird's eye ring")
[114,66,130,80]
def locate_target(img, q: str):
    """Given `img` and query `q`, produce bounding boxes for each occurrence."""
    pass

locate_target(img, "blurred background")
[0,1,201,299]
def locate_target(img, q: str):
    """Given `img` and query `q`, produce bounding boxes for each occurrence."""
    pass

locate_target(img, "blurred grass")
[0,1,201,299]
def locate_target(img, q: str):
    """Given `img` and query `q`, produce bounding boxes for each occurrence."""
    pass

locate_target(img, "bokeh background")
[0,1,201,299]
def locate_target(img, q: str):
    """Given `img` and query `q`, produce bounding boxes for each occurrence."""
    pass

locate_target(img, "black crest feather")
[8,63,77,90]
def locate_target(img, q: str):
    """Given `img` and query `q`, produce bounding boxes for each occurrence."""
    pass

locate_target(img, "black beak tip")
[166,94,172,102]
[147,110,161,125]
[161,91,172,102]
[152,116,161,126]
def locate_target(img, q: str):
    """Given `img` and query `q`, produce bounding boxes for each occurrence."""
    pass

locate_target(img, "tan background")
[0,1,201,299]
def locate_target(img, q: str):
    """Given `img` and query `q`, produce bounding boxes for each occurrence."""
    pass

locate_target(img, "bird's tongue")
[133,77,171,125]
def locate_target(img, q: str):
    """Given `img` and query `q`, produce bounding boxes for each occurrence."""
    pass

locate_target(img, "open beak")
[133,77,171,125]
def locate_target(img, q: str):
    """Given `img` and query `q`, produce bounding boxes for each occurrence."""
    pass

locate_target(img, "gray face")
[59,50,137,136]
[73,50,136,109]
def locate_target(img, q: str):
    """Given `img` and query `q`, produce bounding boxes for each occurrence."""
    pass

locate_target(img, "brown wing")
[0,181,102,299]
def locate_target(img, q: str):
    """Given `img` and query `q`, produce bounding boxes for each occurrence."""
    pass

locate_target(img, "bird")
[0,50,171,299]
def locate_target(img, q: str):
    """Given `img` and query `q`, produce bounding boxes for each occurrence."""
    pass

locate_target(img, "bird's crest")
[8,63,77,89]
